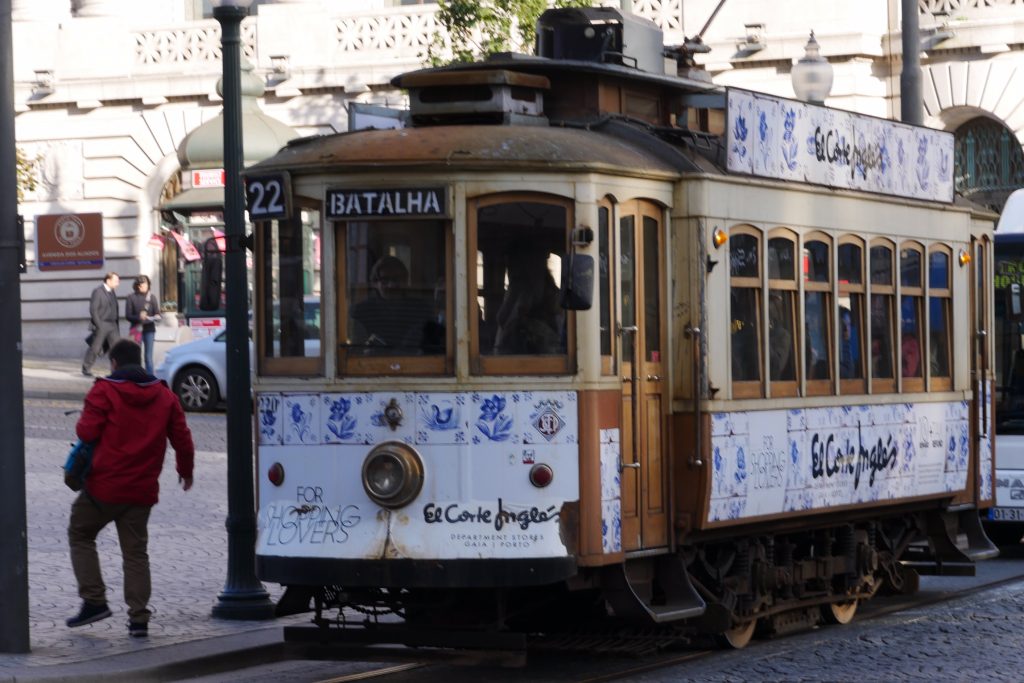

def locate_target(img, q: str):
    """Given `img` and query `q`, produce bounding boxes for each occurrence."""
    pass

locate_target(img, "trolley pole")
[211,0,274,620]
[0,0,31,653]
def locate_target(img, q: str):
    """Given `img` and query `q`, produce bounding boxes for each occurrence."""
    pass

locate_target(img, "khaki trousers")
[68,493,153,623]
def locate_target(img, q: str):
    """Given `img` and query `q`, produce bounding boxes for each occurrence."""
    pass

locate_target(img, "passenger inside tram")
[349,255,434,352]
[493,244,564,355]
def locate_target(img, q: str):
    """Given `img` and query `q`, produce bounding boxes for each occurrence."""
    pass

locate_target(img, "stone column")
[13,0,69,21]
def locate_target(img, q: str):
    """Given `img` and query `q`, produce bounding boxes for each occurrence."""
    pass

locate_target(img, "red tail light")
[268,462,285,486]
[529,463,553,488]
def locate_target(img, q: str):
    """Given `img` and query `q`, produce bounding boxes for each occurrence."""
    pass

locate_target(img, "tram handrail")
[685,323,704,467]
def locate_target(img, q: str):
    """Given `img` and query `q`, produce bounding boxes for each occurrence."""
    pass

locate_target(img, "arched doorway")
[954,117,1024,213]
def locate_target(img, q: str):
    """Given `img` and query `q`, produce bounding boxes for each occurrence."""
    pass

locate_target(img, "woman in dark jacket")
[125,275,161,373]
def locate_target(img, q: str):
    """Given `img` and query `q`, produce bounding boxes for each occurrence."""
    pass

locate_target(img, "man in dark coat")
[82,271,121,376]
[66,339,195,637]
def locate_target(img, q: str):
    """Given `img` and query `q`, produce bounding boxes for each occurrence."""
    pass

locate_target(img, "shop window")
[838,238,867,394]
[929,247,952,390]
[804,234,833,394]
[338,217,449,376]
[729,227,762,398]
[469,194,573,375]
[870,240,897,393]
[257,200,322,376]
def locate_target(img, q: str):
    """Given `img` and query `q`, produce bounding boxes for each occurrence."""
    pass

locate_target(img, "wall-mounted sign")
[326,187,448,220]
[192,169,225,189]
[726,88,954,203]
[36,212,104,271]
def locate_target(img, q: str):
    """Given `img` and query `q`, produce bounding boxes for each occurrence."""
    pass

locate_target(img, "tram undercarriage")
[277,509,991,651]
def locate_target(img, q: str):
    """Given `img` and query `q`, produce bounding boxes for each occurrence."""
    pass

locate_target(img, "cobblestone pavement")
[0,358,308,678]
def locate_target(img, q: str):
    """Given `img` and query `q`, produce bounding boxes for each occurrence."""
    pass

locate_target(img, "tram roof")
[246,123,721,180]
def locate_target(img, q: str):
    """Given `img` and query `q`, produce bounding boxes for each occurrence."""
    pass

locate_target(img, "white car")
[155,331,230,412]
[156,298,320,412]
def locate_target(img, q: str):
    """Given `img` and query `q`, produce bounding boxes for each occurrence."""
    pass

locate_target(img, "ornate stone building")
[12,0,1024,355]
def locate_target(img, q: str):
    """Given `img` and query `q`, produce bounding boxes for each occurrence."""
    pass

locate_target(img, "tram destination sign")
[726,88,954,203]
[326,187,448,220]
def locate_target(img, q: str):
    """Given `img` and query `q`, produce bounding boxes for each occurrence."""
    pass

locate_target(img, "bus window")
[804,235,832,394]
[257,202,322,376]
[339,218,448,375]
[729,228,762,397]
[838,239,866,393]
[929,247,952,390]
[469,194,572,375]
[901,243,924,391]
[870,241,896,392]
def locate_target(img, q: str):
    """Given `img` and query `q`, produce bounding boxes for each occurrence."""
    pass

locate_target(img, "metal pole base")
[212,589,277,620]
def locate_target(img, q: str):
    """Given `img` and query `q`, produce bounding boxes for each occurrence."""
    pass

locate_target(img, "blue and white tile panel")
[256,390,580,561]
[599,428,622,554]
[709,401,971,523]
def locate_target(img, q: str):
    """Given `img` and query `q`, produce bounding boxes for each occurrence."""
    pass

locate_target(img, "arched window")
[804,233,833,395]
[954,116,1024,213]
[729,226,762,398]
[870,239,897,393]
[838,237,866,394]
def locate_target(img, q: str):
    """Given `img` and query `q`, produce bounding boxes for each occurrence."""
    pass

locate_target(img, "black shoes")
[128,621,148,638]
[66,601,111,628]
[81,367,93,377]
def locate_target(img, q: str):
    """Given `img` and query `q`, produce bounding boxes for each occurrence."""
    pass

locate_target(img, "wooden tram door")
[618,200,669,551]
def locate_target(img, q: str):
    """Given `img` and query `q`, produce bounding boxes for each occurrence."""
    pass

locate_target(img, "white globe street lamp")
[791,31,834,105]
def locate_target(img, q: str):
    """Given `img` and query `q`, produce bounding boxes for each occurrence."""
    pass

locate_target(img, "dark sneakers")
[128,621,148,638]
[66,601,112,628]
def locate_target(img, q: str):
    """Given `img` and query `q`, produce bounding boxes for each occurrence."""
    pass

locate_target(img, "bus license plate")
[989,507,1024,521]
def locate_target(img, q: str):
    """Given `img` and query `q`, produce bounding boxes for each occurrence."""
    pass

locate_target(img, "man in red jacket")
[66,339,195,638]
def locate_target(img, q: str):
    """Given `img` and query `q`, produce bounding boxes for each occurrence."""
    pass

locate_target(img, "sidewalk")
[3,356,308,682]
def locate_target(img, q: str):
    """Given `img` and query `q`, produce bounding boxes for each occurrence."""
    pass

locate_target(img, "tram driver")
[493,244,564,355]
[350,255,433,352]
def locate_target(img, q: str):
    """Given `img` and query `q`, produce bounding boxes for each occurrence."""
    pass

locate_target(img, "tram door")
[618,199,669,551]
[971,236,994,505]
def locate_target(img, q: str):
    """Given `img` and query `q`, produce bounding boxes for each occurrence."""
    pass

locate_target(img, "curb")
[24,389,88,403]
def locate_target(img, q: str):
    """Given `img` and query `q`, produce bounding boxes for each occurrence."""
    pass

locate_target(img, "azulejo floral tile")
[257,393,282,445]
[470,392,518,445]
[283,394,321,445]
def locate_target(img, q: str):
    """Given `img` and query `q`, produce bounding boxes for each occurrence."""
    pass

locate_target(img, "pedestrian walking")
[125,274,162,374]
[81,271,121,377]
[66,339,195,638]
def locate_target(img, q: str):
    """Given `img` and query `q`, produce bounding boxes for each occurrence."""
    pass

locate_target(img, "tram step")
[602,554,706,624]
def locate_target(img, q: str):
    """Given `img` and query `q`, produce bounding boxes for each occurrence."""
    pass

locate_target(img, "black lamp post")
[210,0,275,620]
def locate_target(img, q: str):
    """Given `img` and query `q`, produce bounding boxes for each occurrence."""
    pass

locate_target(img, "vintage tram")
[245,7,997,649]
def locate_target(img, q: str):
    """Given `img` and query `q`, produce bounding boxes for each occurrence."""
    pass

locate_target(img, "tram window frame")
[928,245,953,391]
[468,193,575,376]
[838,237,867,394]
[729,226,763,398]
[803,232,833,396]
[768,229,799,398]
[255,197,323,377]
[900,242,925,392]
[336,218,452,377]
[869,239,897,393]
[599,198,616,377]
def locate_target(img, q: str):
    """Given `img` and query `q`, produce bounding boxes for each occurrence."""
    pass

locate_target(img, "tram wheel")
[716,619,756,649]
[821,599,858,625]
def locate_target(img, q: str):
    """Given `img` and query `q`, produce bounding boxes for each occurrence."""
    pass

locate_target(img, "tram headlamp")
[361,441,424,509]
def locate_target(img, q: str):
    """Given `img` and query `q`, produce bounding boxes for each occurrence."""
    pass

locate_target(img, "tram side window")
[804,236,832,391]
[900,243,924,388]
[768,232,798,394]
[729,230,762,392]
[929,247,952,388]
[838,240,866,391]
[257,204,322,375]
[341,219,447,366]
[870,241,897,391]
[471,195,571,375]
[599,202,615,376]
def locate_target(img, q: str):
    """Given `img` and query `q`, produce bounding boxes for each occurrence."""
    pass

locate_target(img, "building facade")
[12,0,1024,356]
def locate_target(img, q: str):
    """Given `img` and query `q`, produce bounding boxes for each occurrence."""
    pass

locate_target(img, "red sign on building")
[36,213,104,271]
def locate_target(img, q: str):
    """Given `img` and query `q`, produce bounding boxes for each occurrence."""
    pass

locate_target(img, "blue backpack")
[63,440,95,492]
